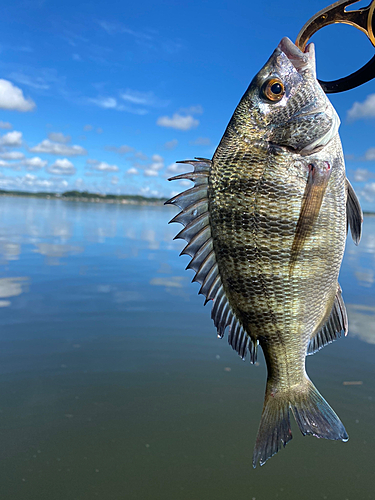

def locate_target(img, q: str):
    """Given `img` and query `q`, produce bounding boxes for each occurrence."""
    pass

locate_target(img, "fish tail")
[290,377,349,443]
[252,377,348,468]
[252,384,292,468]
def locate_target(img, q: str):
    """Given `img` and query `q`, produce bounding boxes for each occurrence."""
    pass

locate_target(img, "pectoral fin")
[346,178,363,245]
[289,161,332,274]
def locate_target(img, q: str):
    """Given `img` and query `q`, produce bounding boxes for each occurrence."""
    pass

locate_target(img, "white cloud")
[48,132,71,144]
[23,157,47,170]
[89,95,148,115]
[144,169,158,177]
[30,139,87,156]
[361,182,375,202]
[89,96,118,109]
[157,113,199,131]
[180,105,203,115]
[111,175,119,185]
[165,162,192,176]
[84,124,93,131]
[120,89,168,108]
[88,161,119,173]
[144,154,164,177]
[0,131,22,146]
[0,151,25,160]
[348,94,375,120]
[127,167,139,175]
[47,158,76,175]
[8,72,49,90]
[0,79,36,111]
[0,121,12,129]
[364,148,375,161]
[353,168,375,182]
[165,139,178,150]
[190,136,211,146]
[140,186,160,198]
[0,172,68,192]
[105,144,134,154]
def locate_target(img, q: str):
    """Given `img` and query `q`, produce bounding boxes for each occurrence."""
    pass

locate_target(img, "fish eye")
[262,78,285,102]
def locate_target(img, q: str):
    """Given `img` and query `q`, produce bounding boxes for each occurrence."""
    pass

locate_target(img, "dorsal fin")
[307,284,348,355]
[166,158,257,364]
[346,178,363,245]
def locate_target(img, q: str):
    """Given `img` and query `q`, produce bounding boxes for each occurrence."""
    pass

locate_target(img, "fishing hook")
[295,0,375,93]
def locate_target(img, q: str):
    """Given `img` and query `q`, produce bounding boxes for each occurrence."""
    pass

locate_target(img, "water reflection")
[347,304,375,344]
[0,196,374,499]
[33,243,84,265]
[0,276,28,307]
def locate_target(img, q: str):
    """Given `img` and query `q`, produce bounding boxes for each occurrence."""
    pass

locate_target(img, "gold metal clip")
[295,0,375,93]
[296,0,375,51]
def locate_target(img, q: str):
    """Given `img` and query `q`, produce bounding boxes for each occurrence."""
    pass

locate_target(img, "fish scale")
[166,37,363,467]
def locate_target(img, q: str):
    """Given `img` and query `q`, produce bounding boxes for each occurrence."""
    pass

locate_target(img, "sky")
[1,0,375,209]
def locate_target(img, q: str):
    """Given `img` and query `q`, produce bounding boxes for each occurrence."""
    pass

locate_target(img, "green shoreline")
[0,189,167,206]
[0,189,374,214]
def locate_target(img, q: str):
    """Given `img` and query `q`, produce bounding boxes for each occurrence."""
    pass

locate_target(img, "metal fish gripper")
[296,0,375,93]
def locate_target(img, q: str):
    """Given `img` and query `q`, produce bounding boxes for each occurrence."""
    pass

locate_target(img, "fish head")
[231,37,339,155]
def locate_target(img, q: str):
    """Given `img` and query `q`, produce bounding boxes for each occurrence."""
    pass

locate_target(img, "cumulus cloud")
[348,94,375,121]
[0,121,12,129]
[48,132,71,144]
[47,158,76,175]
[165,162,192,176]
[361,182,375,202]
[0,131,22,146]
[0,151,25,160]
[127,167,139,175]
[144,154,164,177]
[157,113,199,131]
[0,80,36,112]
[111,175,119,185]
[87,160,119,173]
[23,157,47,171]
[0,172,68,192]
[30,139,87,156]
[105,144,134,154]
[84,124,93,131]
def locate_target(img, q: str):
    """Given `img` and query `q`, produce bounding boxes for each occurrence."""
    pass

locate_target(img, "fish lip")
[278,37,314,73]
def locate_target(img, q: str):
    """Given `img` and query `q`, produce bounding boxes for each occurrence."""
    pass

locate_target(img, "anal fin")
[307,284,348,355]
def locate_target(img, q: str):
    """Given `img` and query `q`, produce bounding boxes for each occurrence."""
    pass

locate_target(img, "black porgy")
[166,37,363,467]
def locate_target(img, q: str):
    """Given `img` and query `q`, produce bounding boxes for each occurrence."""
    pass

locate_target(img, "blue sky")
[1,0,375,210]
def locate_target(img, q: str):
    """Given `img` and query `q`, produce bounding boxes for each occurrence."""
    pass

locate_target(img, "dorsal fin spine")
[167,158,256,363]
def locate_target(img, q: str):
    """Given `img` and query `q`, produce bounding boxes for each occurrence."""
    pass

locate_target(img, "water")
[0,196,374,500]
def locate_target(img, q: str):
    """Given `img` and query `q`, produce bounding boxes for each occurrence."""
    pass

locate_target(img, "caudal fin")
[252,389,293,468]
[252,378,348,468]
[291,378,348,441]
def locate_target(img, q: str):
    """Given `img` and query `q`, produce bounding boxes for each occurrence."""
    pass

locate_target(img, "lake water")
[0,195,374,500]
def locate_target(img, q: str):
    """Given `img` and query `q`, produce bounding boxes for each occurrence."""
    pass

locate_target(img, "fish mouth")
[278,37,315,75]
[277,37,340,155]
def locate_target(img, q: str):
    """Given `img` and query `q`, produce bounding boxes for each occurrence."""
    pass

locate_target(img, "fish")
[165,37,363,467]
